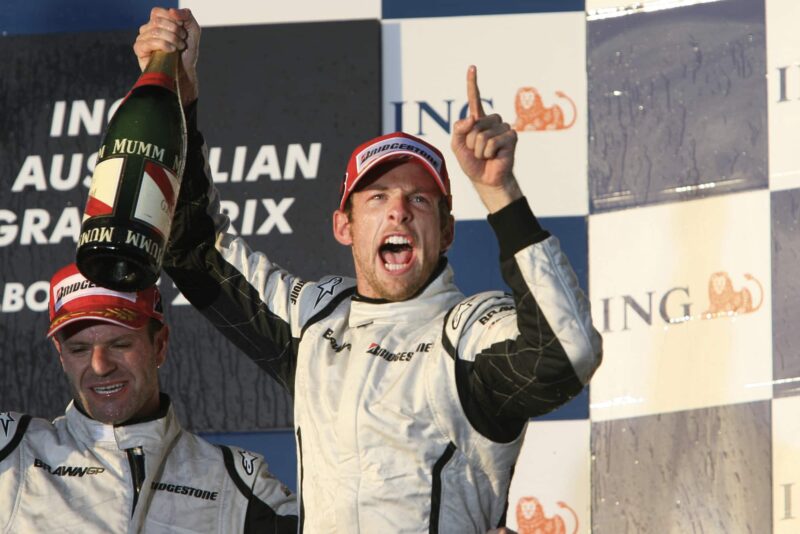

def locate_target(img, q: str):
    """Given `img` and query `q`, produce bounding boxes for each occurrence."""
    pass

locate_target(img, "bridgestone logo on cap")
[53,273,137,313]
[356,137,443,174]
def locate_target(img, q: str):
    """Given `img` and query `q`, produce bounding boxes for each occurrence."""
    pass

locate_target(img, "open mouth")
[379,235,414,272]
[91,383,125,396]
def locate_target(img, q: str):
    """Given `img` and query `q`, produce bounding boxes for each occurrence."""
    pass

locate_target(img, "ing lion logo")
[516,496,578,534]
[703,272,763,319]
[513,87,577,131]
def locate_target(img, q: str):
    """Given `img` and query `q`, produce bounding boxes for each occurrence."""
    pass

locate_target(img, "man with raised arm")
[136,8,602,533]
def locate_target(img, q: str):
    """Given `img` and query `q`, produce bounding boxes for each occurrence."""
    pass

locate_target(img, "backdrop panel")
[592,401,772,533]
[507,420,590,534]
[766,0,800,191]
[771,188,800,398]
[383,11,588,220]
[589,190,772,421]
[382,0,583,19]
[0,20,382,432]
[773,396,800,534]
[181,0,380,26]
[587,0,767,213]
[1,0,170,35]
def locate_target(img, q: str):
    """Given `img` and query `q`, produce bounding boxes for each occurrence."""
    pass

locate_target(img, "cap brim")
[47,308,149,338]
[341,152,448,210]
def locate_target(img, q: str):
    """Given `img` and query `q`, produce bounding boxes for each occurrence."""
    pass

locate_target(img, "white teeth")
[383,235,410,245]
[384,263,405,271]
[93,384,124,395]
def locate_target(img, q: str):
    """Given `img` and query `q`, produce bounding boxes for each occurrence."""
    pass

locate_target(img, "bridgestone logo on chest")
[366,343,414,362]
[34,458,105,477]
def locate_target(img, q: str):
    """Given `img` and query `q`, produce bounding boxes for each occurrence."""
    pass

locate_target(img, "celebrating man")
[136,7,603,533]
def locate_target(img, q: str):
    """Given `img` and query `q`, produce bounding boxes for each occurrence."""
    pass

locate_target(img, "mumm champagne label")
[133,160,179,238]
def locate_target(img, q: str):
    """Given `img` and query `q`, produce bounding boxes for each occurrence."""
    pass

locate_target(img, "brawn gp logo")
[34,458,105,477]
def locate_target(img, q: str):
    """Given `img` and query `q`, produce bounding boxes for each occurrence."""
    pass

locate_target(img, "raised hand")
[133,7,200,106]
[451,66,521,212]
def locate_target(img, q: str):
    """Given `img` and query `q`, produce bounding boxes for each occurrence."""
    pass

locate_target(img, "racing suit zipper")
[126,446,146,516]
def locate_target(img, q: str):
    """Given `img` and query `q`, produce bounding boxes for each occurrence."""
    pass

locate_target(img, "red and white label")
[84,158,124,222]
[133,161,180,237]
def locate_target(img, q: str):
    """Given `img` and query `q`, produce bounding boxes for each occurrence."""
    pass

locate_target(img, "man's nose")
[387,195,412,223]
[90,346,116,376]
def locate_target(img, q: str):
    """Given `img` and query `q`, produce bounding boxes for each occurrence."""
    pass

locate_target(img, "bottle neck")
[134,51,178,93]
[144,51,178,77]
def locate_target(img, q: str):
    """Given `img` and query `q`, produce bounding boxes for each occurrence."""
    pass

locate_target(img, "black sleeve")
[454,197,602,442]
[163,101,300,394]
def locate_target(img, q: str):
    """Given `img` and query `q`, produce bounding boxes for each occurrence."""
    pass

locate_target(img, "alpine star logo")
[0,412,14,436]
[34,458,105,477]
[450,299,476,329]
[315,277,343,307]
[366,343,414,362]
[238,449,258,476]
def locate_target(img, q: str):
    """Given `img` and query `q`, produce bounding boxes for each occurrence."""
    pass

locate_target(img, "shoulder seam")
[219,445,252,499]
[300,286,355,337]
[0,415,32,463]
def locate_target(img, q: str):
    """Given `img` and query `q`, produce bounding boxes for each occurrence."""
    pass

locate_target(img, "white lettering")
[218,198,294,235]
[25,281,49,312]
[245,145,281,181]
[241,199,257,236]
[67,99,105,137]
[0,210,18,246]
[49,208,81,244]
[209,144,321,183]
[20,210,50,245]
[49,154,84,191]
[50,101,67,137]
[13,152,98,192]
[258,198,294,234]
[283,143,320,179]
[13,156,48,192]
[2,284,24,312]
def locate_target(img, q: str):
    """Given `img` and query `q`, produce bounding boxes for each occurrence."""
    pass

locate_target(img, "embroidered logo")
[239,449,258,476]
[315,277,343,307]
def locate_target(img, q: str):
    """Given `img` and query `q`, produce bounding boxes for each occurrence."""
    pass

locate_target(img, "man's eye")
[411,195,428,204]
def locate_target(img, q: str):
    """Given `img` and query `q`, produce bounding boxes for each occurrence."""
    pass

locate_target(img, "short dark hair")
[146,318,165,342]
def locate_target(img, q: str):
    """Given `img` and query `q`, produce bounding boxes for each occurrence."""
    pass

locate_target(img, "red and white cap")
[339,132,451,211]
[47,263,164,338]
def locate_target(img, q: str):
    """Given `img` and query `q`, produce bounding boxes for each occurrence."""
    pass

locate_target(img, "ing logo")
[703,272,763,319]
[513,87,576,132]
[599,270,765,333]
[516,496,578,534]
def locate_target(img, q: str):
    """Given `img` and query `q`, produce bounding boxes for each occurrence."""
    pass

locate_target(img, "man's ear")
[154,325,169,369]
[332,209,353,246]
[440,214,455,253]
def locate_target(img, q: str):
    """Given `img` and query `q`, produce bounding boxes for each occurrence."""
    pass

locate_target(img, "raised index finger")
[467,65,486,119]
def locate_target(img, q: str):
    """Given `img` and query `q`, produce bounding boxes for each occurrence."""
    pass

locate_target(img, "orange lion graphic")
[513,87,577,131]
[703,272,763,318]
[516,497,578,534]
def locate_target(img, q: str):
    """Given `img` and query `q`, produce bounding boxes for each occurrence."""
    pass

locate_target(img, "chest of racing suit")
[0,396,297,533]
[163,103,603,533]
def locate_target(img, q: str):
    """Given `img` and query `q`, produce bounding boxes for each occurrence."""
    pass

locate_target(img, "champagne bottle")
[76,51,187,292]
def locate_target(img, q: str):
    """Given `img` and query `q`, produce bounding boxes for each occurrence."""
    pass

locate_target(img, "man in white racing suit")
[136,8,603,533]
[0,263,297,533]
